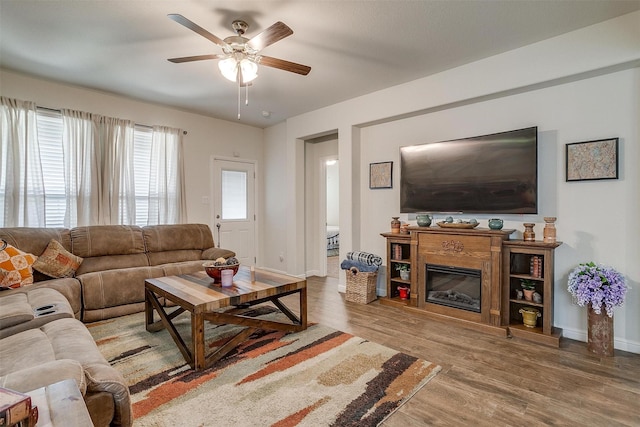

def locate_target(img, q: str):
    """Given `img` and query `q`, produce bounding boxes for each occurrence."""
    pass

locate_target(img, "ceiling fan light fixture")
[218,56,239,82]
[239,58,258,83]
[218,55,258,83]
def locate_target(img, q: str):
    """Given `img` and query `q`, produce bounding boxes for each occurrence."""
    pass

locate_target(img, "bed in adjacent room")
[327,225,339,257]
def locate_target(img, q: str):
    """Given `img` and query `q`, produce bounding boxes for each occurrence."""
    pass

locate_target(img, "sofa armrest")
[84,363,132,427]
[6,278,82,319]
[202,247,236,260]
[0,288,74,339]
[0,294,34,329]
[0,359,86,395]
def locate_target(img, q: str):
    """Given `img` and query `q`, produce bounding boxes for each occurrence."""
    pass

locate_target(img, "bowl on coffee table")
[203,261,240,283]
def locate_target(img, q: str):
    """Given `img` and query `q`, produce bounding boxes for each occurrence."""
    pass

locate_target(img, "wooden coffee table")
[144,266,307,370]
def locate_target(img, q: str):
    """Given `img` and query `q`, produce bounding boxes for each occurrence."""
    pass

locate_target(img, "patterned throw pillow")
[33,239,83,278]
[0,243,37,289]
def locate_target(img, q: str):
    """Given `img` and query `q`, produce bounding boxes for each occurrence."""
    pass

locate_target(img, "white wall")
[0,69,264,235]
[266,11,640,352]
[359,69,639,351]
[262,122,289,273]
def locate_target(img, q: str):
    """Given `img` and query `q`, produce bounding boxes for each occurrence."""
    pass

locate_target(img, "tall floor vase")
[587,304,614,357]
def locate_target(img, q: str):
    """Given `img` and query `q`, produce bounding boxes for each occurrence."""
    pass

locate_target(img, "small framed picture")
[566,138,619,182]
[369,161,393,189]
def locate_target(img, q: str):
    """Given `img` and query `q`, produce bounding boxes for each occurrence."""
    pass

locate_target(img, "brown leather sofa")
[0,223,235,427]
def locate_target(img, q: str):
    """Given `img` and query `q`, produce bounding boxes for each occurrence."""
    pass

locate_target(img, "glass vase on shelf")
[543,217,557,243]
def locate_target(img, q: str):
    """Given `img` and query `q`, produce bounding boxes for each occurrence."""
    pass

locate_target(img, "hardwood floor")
[290,275,640,426]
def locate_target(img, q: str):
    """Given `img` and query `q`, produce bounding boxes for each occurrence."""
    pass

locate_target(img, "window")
[221,170,247,220]
[131,126,153,226]
[36,109,66,227]
[0,103,183,228]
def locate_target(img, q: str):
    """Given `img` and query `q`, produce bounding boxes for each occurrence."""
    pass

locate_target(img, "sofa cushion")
[146,249,205,266]
[79,266,165,322]
[72,225,148,275]
[33,239,83,278]
[143,224,217,266]
[0,327,57,374]
[142,223,215,252]
[71,225,146,257]
[0,243,37,289]
[0,228,72,262]
[160,260,211,277]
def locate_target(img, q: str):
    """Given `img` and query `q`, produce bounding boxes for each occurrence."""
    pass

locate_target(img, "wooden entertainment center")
[381,227,562,346]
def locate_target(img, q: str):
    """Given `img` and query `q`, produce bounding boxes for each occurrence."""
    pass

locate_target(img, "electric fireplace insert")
[425,264,481,313]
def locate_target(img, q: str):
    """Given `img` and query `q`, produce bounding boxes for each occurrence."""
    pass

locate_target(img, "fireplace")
[425,265,481,313]
[414,228,510,328]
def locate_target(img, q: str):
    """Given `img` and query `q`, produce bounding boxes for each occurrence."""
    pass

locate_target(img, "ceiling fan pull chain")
[245,84,249,106]
[237,79,241,120]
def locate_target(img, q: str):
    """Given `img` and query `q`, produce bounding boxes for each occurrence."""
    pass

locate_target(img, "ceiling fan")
[167,14,311,86]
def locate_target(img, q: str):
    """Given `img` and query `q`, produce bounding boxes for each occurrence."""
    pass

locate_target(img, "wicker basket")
[345,266,378,304]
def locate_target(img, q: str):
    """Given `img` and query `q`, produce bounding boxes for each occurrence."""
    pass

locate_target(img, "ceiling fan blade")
[246,22,293,51]
[168,54,224,63]
[168,14,230,50]
[259,56,311,76]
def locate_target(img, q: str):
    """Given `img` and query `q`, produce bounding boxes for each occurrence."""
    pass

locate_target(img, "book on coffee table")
[0,386,38,426]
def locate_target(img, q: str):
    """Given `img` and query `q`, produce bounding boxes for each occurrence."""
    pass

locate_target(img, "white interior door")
[212,158,256,266]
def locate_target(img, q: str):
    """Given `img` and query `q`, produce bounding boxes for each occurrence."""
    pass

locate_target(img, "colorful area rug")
[88,307,440,427]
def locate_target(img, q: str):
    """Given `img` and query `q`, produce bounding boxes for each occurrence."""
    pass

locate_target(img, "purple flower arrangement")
[568,262,628,317]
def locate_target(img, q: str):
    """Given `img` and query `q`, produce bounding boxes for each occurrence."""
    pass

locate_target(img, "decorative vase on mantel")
[587,304,614,357]
[523,223,536,241]
[390,217,401,234]
[543,217,557,243]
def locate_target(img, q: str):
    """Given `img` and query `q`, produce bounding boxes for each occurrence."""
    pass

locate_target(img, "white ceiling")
[1,0,639,128]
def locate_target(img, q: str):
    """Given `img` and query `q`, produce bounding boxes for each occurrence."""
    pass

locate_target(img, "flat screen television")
[400,126,537,214]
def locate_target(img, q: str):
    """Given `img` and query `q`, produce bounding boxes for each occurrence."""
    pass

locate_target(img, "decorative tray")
[437,222,479,229]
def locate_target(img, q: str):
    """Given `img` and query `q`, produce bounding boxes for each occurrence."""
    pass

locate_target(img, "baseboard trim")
[561,326,640,354]
[257,266,306,279]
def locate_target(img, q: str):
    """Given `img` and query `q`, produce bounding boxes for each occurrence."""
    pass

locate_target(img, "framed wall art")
[566,138,619,182]
[369,161,393,189]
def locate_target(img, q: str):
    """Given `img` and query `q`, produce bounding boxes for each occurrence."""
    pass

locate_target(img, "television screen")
[400,127,537,214]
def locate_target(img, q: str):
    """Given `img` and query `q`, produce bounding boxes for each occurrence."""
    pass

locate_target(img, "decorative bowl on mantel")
[436,222,479,229]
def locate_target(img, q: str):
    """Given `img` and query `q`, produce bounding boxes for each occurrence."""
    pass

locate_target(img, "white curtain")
[63,111,139,225]
[148,126,186,224]
[62,109,102,226]
[100,116,135,225]
[1,97,185,227]
[0,97,45,227]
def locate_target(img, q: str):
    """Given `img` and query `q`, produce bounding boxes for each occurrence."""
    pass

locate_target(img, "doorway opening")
[303,133,338,278]
[325,158,339,278]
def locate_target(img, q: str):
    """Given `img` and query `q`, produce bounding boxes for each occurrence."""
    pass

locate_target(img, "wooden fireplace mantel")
[411,227,513,328]
[381,227,562,344]
[382,227,514,336]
